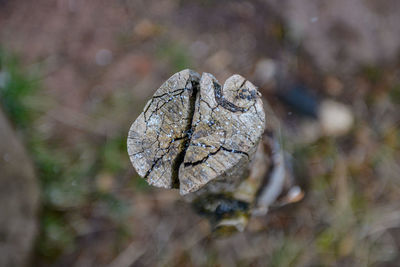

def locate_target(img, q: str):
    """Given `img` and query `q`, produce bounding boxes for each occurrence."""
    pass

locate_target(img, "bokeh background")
[1,0,400,266]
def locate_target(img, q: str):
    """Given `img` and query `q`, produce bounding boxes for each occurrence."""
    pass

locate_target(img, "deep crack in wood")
[128,69,265,195]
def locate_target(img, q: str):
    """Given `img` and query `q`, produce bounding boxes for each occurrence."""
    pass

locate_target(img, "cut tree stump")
[128,69,303,232]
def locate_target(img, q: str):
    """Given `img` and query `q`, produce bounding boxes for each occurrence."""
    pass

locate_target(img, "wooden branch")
[127,70,302,232]
[128,69,265,195]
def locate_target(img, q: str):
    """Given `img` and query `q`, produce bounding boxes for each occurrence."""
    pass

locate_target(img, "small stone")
[319,100,354,137]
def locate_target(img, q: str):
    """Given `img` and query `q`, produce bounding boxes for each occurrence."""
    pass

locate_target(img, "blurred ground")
[0,0,400,266]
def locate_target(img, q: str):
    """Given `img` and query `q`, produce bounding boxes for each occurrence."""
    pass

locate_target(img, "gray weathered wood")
[128,70,304,232]
[179,73,265,195]
[127,70,265,195]
[127,69,200,189]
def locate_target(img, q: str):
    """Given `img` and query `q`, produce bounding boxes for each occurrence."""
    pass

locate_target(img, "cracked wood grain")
[127,69,265,195]
[127,69,200,189]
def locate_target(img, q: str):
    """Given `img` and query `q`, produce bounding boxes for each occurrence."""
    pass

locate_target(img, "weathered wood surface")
[128,69,200,189]
[128,70,304,232]
[128,69,265,195]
